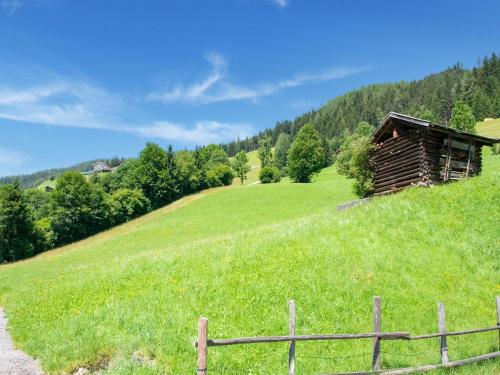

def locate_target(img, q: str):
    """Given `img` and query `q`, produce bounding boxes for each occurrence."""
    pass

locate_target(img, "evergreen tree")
[287,124,325,183]
[232,151,251,185]
[0,182,37,262]
[449,101,476,133]
[273,133,292,173]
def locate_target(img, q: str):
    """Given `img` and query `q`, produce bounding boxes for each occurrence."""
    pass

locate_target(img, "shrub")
[110,189,151,224]
[34,218,56,252]
[259,166,281,184]
[491,144,500,155]
[206,164,234,187]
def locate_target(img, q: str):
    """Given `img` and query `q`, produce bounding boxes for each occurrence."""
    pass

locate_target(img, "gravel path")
[0,308,44,375]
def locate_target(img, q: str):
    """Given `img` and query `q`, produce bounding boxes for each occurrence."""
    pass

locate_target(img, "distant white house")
[92,161,112,173]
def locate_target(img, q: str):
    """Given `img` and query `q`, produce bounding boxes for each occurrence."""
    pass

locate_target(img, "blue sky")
[0,0,499,176]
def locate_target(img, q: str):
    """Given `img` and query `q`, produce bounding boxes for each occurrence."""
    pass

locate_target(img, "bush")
[206,164,234,187]
[259,166,281,184]
[110,189,151,224]
[491,144,500,155]
[34,218,56,252]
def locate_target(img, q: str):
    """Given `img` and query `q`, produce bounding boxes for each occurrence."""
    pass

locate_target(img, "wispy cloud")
[274,0,289,8]
[131,121,253,144]
[149,53,367,104]
[0,78,254,145]
[0,147,29,166]
[1,0,22,14]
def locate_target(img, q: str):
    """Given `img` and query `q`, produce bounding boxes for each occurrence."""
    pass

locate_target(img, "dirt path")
[0,308,44,375]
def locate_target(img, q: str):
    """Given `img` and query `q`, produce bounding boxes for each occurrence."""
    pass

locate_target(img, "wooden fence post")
[198,317,208,375]
[289,300,296,375]
[438,302,449,364]
[372,296,381,371]
[496,297,500,350]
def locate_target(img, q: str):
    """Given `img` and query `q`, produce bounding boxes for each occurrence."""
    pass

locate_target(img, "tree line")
[0,157,126,189]
[0,143,239,263]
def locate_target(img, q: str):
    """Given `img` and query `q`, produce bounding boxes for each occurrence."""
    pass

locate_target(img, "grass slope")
[476,118,500,138]
[0,157,499,374]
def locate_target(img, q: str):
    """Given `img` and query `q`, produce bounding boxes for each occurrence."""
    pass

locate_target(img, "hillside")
[0,151,498,373]
[477,118,500,138]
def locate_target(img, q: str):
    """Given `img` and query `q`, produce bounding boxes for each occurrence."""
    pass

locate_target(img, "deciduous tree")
[287,124,325,183]
[232,151,251,185]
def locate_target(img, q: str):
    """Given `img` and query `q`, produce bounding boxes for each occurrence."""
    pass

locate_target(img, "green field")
[36,179,57,191]
[1,155,499,374]
[477,118,500,138]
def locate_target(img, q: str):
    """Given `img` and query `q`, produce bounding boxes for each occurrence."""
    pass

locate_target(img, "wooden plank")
[375,165,421,183]
[410,325,500,340]
[203,332,410,346]
[375,143,420,162]
[197,318,208,375]
[375,172,422,189]
[374,178,422,194]
[438,302,449,364]
[289,300,296,375]
[496,297,500,350]
[372,297,381,371]
[375,154,421,172]
[324,351,500,375]
[375,148,421,165]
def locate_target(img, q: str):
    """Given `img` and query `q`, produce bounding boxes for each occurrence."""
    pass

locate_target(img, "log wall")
[373,130,424,194]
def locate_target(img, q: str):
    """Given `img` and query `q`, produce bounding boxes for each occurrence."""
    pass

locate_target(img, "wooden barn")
[372,112,498,195]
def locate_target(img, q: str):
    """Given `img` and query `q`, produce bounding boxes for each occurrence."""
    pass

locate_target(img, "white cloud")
[130,121,253,144]
[149,53,227,104]
[274,0,289,8]
[150,54,367,104]
[0,147,28,166]
[0,79,254,145]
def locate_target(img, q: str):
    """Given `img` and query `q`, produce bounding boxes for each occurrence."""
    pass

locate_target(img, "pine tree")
[449,101,476,133]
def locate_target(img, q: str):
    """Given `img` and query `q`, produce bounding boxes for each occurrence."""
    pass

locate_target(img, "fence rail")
[196,296,500,374]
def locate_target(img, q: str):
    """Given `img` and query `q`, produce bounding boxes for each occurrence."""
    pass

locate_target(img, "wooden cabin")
[372,112,498,195]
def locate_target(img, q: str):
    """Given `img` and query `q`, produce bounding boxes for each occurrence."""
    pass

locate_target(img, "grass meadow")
[0,152,498,374]
[1,119,499,374]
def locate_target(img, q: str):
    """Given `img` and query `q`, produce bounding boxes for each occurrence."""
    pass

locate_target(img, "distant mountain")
[222,53,500,156]
[0,157,125,189]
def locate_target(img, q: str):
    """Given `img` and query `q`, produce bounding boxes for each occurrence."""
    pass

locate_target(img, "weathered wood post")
[438,302,449,364]
[289,300,296,375]
[372,296,381,371]
[496,297,500,350]
[197,317,208,375]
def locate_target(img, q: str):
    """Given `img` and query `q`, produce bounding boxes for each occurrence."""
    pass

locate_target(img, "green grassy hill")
[477,118,500,138]
[0,154,499,374]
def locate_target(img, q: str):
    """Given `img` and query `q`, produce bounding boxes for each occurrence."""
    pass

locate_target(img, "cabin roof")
[373,112,499,146]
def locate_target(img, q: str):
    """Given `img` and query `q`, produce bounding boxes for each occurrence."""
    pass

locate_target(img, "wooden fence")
[196,296,500,374]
